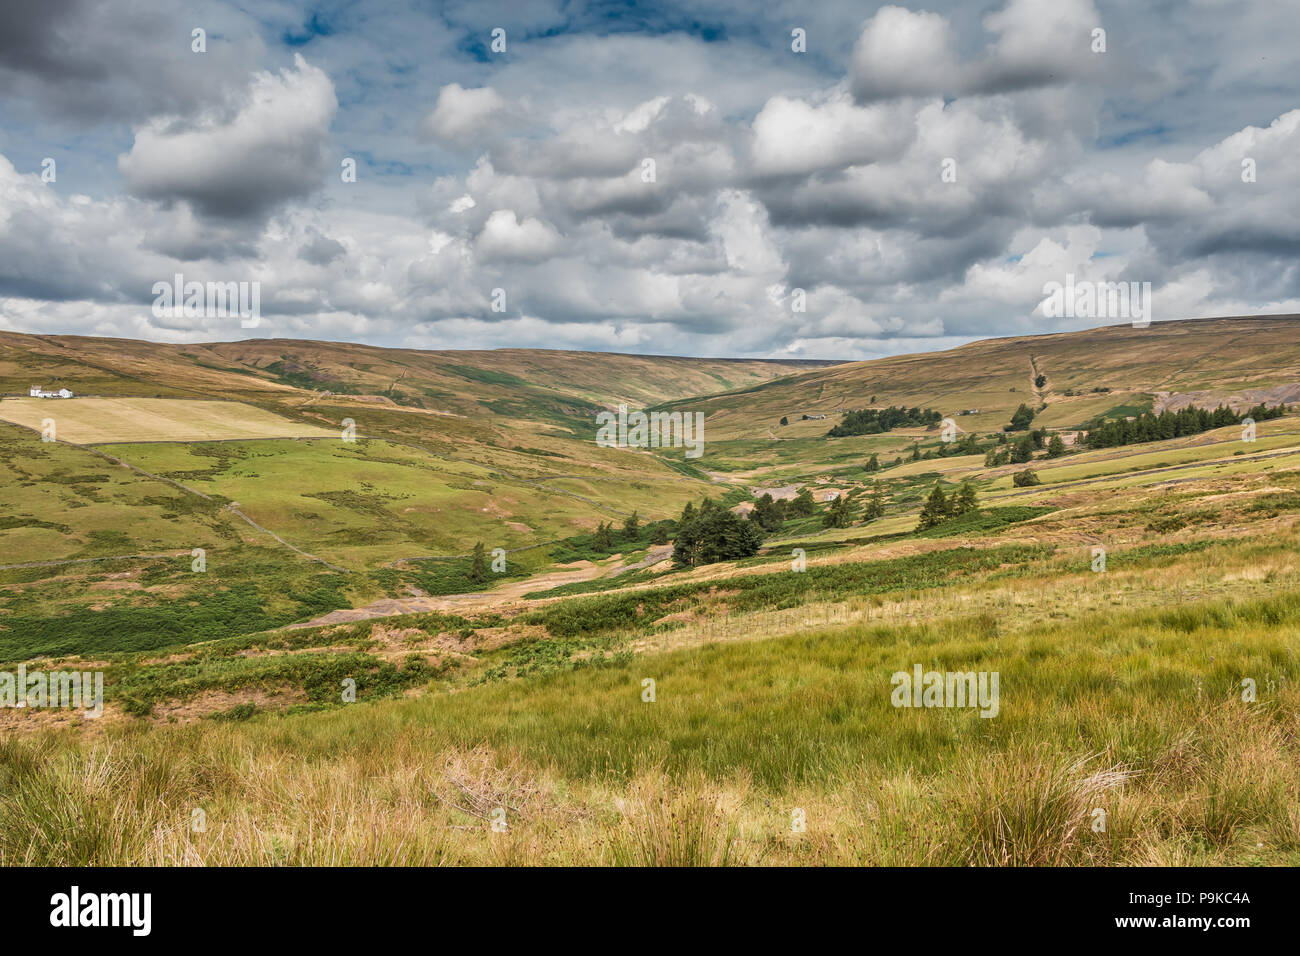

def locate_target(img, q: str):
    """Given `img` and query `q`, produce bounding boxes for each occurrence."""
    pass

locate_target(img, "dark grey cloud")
[0,0,262,124]
[299,234,347,265]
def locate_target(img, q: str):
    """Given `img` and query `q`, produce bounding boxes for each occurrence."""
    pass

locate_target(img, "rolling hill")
[0,332,830,416]
[655,315,1300,441]
[3,316,1300,866]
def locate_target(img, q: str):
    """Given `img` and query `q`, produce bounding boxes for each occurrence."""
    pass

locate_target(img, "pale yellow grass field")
[0,397,337,444]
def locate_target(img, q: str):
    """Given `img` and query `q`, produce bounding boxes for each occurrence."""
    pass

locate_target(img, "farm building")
[29,386,73,398]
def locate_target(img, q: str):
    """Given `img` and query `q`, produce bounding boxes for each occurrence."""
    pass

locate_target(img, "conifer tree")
[468,541,488,583]
[863,482,886,520]
[916,484,950,530]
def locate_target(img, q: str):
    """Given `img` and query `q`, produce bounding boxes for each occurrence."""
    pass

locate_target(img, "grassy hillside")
[654,315,1300,442]
[4,506,1298,864]
[2,317,1298,866]
[0,333,807,585]
[0,332,826,415]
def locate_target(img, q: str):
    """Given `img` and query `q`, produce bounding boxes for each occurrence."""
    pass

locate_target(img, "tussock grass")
[606,772,742,866]
[2,584,1298,865]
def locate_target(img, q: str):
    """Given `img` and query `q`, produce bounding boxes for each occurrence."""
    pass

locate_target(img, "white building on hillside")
[30,386,73,398]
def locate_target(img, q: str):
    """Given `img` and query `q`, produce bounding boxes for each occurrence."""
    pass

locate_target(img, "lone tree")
[672,508,764,567]
[623,510,640,540]
[594,521,613,550]
[1034,373,1047,389]
[1046,434,1066,458]
[863,482,887,520]
[865,453,879,472]
[1012,469,1041,487]
[468,541,489,583]
[1006,403,1036,432]
[917,484,951,530]
[780,416,789,426]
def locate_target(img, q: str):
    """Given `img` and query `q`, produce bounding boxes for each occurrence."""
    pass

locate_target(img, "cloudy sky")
[1,0,1297,360]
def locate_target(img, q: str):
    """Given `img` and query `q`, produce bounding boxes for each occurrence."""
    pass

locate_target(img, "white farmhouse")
[29,386,74,398]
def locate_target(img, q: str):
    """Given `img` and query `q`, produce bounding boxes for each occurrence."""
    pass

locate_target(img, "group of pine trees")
[916,480,978,531]
[902,432,994,462]
[1083,403,1284,449]
[827,405,943,437]
[749,487,815,532]
[986,428,1052,466]
[672,498,764,567]
[673,467,894,566]
[589,509,650,550]
[937,432,982,457]
[822,483,887,529]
